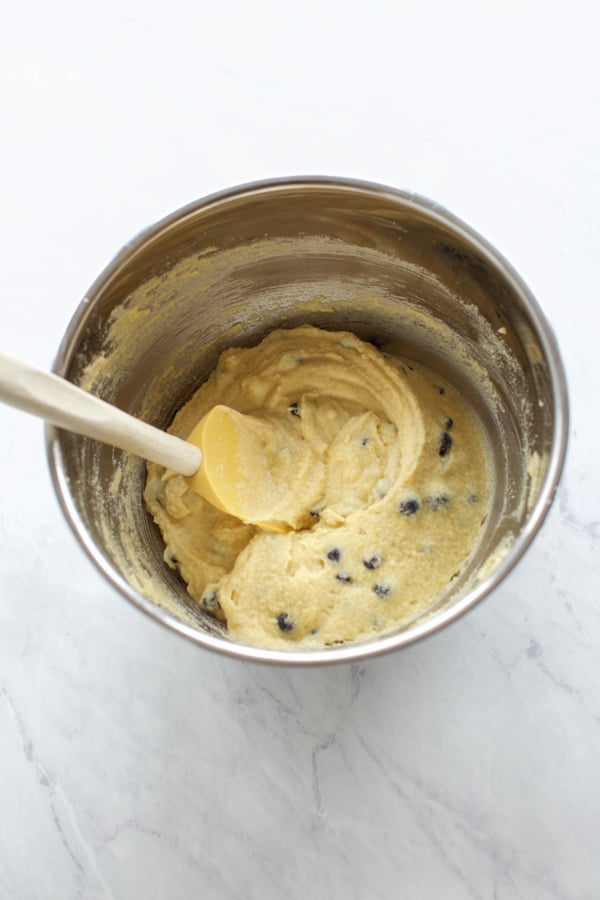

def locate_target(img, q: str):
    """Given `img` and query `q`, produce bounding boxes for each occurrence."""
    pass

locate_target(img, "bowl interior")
[48,180,566,662]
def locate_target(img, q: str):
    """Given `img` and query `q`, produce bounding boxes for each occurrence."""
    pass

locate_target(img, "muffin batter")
[144,325,492,649]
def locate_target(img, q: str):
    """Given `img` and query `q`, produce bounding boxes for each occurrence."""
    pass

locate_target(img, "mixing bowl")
[46,177,568,664]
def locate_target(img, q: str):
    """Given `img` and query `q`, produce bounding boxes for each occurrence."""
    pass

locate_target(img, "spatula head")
[185,405,290,533]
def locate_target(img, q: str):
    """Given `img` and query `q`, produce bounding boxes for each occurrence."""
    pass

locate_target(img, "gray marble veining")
[2,1,600,897]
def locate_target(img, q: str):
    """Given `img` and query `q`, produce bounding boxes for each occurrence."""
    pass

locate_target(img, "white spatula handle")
[0,352,201,476]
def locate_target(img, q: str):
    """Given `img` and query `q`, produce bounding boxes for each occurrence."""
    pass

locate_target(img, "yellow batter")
[144,325,492,649]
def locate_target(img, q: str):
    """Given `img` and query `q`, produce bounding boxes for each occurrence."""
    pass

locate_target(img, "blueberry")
[360,436,370,446]
[363,554,383,570]
[310,504,323,518]
[444,416,453,430]
[327,547,342,563]
[400,498,421,516]
[439,431,453,457]
[373,583,391,598]
[336,571,352,584]
[428,494,450,511]
[277,613,295,633]
[201,590,221,612]
[438,387,446,395]
[288,401,301,418]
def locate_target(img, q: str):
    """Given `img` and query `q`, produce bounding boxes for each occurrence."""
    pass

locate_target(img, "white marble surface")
[1,1,599,897]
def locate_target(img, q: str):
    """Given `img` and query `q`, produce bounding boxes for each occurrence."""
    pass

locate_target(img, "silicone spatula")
[0,352,288,532]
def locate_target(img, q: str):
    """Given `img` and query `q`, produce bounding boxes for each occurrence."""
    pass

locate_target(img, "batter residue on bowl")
[144,325,492,649]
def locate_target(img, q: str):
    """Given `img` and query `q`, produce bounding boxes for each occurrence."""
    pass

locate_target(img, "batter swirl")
[144,325,491,649]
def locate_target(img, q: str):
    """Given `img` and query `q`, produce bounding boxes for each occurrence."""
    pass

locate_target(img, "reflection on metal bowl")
[46,178,568,665]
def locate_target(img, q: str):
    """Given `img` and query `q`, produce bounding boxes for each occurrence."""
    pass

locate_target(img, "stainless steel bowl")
[47,177,568,664]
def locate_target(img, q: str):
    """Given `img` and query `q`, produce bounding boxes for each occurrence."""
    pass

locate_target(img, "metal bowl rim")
[46,175,569,666]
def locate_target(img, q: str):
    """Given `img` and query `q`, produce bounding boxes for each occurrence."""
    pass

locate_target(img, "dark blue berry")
[202,590,220,612]
[400,498,420,516]
[373,583,391,598]
[327,547,341,562]
[439,431,453,457]
[363,554,382,570]
[288,401,301,418]
[277,613,295,633]
[360,436,370,446]
[336,571,352,584]
[310,504,323,518]
[444,416,453,429]
[438,387,446,395]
